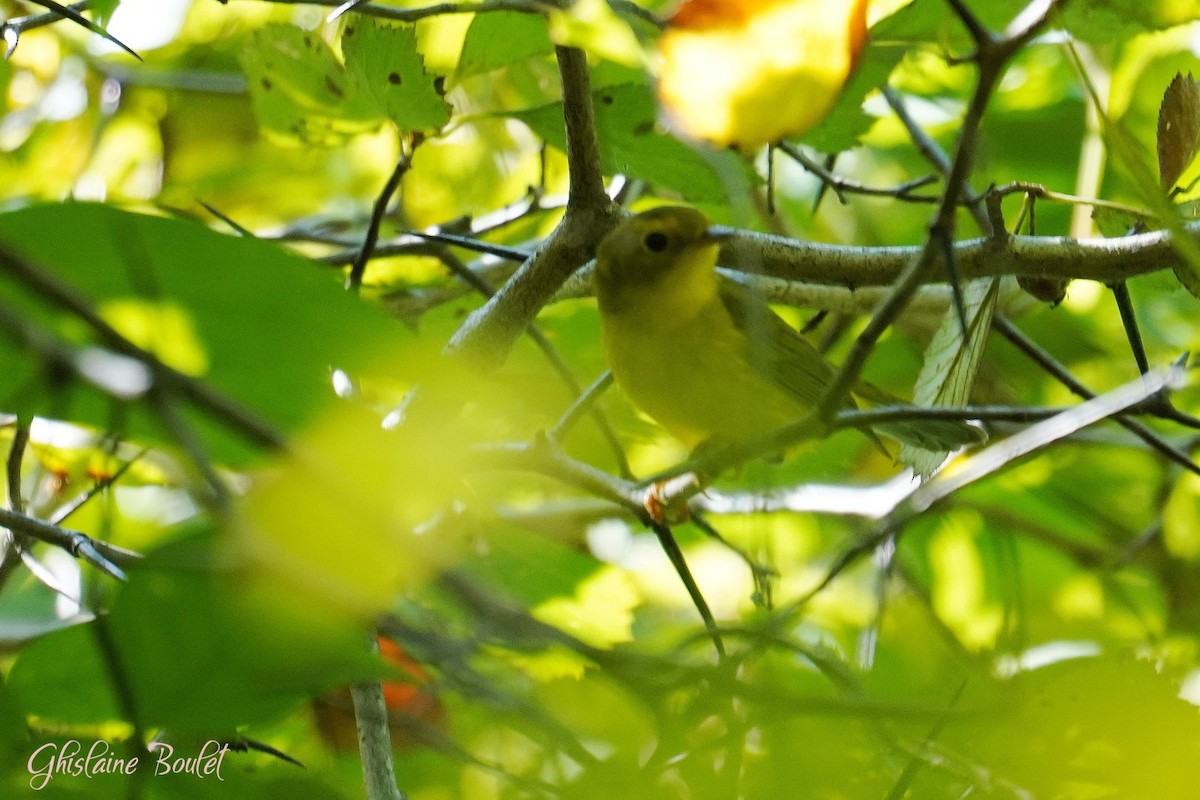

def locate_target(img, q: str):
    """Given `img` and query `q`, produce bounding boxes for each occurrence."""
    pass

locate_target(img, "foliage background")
[0,0,1199,798]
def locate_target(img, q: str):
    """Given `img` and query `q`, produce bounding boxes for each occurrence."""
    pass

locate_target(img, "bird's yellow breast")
[600,282,804,449]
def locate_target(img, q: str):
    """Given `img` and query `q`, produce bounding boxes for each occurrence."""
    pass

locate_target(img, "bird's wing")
[716,279,839,407]
[718,280,984,451]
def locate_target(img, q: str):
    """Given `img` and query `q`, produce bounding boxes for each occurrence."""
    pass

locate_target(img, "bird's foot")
[642,472,704,526]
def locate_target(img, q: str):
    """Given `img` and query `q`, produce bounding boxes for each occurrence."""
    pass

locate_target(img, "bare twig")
[799,362,1187,605]
[347,138,421,291]
[812,0,1066,420]
[993,316,1200,475]
[0,506,138,580]
[3,0,141,60]
[246,0,551,23]
[471,437,724,657]
[777,143,940,204]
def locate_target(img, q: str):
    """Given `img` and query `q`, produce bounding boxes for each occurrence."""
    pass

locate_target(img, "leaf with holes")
[342,19,451,135]
[240,24,380,146]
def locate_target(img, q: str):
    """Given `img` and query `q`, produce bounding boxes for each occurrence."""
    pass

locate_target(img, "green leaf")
[1101,85,1200,297]
[0,202,402,463]
[898,277,998,477]
[800,0,942,153]
[945,655,1200,797]
[7,623,116,724]
[342,19,451,134]
[89,0,120,23]
[1164,470,1200,560]
[1060,0,1199,41]
[510,83,750,203]
[455,11,553,81]
[240,24,380,146]
[10,529,383,734]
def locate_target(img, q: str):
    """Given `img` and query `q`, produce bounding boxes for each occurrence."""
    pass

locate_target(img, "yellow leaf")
[235,400,470,617]
[658,0,868,148]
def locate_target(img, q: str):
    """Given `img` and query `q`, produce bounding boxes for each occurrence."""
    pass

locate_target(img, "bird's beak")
[703,225,736,243]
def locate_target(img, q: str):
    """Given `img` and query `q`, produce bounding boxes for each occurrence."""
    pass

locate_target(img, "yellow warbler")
[658,0,868,148]
[594,206,980,453]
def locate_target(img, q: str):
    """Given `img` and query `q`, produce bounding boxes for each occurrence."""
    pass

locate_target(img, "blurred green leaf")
[11,529,382,735]
[945,655,1200,798]
[0,203,403,463]
[1164,470,1200,560]
[90,0,120,23]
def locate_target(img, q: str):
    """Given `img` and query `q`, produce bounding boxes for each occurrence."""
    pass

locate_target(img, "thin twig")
[798,362,1186,606]
[3,0,141,60]
[445,46,620,371]
[1110,281,1150,374]
[348,139,421,291]
[50,448,148,525]
[436,249,632,477]
[777,143,939,204]
[993,315,1200,476]
[0,506,137,580]
[816,0,1065,419]
[0,419,32,589]
[472,437,724,657]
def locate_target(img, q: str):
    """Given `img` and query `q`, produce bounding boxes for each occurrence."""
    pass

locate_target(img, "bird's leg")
[642,471,704,525]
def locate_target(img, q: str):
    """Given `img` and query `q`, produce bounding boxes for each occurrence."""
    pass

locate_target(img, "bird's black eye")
[643,231,669,252]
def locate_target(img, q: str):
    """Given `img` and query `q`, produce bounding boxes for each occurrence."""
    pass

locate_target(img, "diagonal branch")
[445,47,620,371]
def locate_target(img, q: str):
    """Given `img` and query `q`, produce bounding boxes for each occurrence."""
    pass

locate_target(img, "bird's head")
[595,206,732,287]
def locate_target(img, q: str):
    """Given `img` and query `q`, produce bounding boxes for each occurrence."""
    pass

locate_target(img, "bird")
[592,206,981,457]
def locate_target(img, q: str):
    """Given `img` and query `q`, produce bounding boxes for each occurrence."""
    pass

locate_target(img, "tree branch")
[352,636,406,800]
[0,506,139,580]
[715,223,1190,288]
[445,47,619,371]
[245,0,553,23]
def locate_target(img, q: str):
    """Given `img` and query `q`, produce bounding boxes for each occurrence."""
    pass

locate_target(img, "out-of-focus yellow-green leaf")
[510,83,750,203]
[237,396,472,617]
[455,11,553,82]
[548,0,646,69]
[945,654,1200,798]
[928,510,1004,651]
[1164,470,1200,561]
[519,567,639,678]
